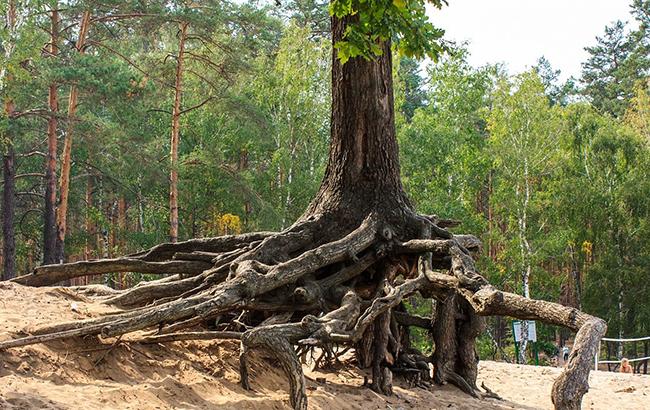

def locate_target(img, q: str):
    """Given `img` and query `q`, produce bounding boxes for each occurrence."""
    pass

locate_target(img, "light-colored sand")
[0,281,648,409]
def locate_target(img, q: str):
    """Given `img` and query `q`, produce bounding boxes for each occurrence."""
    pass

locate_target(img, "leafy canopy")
[329,0,448,63]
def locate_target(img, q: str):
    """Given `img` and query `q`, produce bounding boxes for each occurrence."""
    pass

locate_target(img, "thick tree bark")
[56,10,91,262]
[43,7,60,265]
[370,310,393,395]
[169,21,188,243]
[303,16,412,231]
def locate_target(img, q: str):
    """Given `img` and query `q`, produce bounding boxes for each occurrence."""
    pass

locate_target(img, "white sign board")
[513,320,537,342]
[513,321,522,341]
[527,321,537,342]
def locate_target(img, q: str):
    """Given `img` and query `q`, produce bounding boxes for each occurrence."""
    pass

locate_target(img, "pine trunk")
[118,195,127,288]
[169,22,188,243]
[2,0,17,280]
[84,172,94,261]
[303,16,412,232]
[2,145,16,280]
[43,7,59,265]
[55,10,91,262]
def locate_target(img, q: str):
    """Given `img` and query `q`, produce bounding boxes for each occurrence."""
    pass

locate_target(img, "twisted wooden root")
[0,212,605,410]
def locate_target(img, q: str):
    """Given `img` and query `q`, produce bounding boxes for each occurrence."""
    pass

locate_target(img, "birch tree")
[488,71,563,362]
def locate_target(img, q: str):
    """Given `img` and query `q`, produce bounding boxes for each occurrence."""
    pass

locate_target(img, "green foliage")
[329,0,447,63]
[625,80,650,139]
[533,56,575,106]
[3,0,650,359]
[488,71,565,297]
[399,48,493,234]
[394,56,426,122]
[404,296,433,353]
[581,2,650,117]
[556,103,650,338]
[398,36,650,350]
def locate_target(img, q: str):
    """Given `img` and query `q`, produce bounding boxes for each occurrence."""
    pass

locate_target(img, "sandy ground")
[0,281,648,410]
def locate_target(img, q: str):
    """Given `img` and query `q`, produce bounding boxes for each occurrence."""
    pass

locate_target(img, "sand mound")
[0,282,648,409]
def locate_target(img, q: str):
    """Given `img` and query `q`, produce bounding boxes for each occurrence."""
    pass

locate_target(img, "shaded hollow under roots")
[3,208,604,410]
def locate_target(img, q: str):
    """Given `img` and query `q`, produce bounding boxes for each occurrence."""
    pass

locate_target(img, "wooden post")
[643,340,648,374]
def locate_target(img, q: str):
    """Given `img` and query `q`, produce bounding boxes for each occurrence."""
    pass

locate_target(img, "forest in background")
[1,0,649,364]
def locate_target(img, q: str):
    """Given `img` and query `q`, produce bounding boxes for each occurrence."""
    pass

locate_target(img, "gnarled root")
[242,327,308,410]
[239,288,363,409]
[432,292,484,398]
[370,310,393,395]
[11,232,274,287]
[464,286,606,409]
[550,316,606,410]
[0,211,606,410]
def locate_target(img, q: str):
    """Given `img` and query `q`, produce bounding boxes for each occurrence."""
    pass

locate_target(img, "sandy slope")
[0,282,648,410]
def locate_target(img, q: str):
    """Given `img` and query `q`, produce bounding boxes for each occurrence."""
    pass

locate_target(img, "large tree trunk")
[169,21,188,243]
[299,14,420,395]
[55,10,91,263]
[303,16,412,231]
[43,7,60,265]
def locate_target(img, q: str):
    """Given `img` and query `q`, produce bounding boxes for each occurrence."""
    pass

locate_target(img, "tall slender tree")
[1,0,18,279]
[43,5,60,264]
[581,1,650,117]
[55,9,92,262]
[169,20,188,243]
[488,71,563,362]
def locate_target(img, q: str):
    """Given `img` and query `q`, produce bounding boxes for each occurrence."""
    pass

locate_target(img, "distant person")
[620,358,633,374]
[562,346,570,363]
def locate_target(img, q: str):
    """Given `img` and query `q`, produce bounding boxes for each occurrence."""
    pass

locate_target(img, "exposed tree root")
[11,258,213,287]
[481,381,503,400]
[11,232,275,287]
[136,330,242,344]
[464,286,606,409]
[1,211,605,410]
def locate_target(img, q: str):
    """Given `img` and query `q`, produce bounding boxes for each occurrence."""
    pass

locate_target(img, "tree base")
[2,208,605,410]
